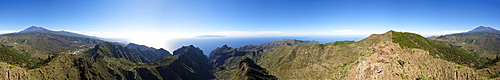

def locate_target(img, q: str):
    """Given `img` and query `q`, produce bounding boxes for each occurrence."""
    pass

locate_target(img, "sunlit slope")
[0,27,105,58]
[429,26,500,59]
[0,43,42,68]
[256,31,486,79]
[233,57,278,80]
[209,39,317,79]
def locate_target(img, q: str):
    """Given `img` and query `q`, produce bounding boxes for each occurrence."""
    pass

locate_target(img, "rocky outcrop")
[346,40,484,79]
[0,62,30,80]
[254,31,486,79]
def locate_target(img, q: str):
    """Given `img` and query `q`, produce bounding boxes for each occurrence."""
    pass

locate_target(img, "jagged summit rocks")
[173,45,203,55]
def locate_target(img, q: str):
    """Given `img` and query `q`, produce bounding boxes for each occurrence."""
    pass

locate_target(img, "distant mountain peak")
[20,26,51,32]
[467,26,499,33]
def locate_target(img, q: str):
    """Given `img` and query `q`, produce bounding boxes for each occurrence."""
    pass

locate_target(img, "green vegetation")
[29,53,81,79]
[233,57,278,80]
[1,40,214,80]
[85,42,152,63]
[417,74,428,80]
[431,31,500,58]
[258,40,370,79]
[482,55,500,68]
[8,65,13,69]
[392,31,487,68]
[210,45,252,79]
[1,27,497,79]
[430,27,500,79]
[85,42,172,63]
[335,61,356,78]
[326,41,355,46]
[75,43,214,80]
[400,73,409,79]
[258,39,320,49]
[0,31,104,55]
[0,43,43,69]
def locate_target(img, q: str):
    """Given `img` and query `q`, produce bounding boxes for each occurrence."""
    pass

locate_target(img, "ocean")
[168,36,366,56]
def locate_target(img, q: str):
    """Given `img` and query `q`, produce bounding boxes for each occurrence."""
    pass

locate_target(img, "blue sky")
[1,0,500,51]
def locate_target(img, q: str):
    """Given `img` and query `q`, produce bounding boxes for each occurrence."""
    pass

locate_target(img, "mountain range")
[0,26,499,79]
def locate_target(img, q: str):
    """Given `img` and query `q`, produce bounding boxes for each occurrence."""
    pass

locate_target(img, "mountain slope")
[0,43,42,68]
[29,53,82,80]
[0,26,105,58]
[428,26,500,78]
[258,39,320,49]
[392,31,487,67]
[208,39,319,79]
[86,42,172,63]
[255,31,485,79]
[209,45,265,79]
[126,43,172,59]
[19,26,51,32]
[346,35,482,79]
[127,43,156,51]
[467,26,500,33]
[429,26,500,59]
[153,45,215,80]
[0,62,32,80]
[77,44,212,80]
[233,57,277,80]
[86,42,152,63]
[0,27,495,79]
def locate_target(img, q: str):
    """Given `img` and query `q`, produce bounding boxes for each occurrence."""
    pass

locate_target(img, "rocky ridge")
[346,40,482,79]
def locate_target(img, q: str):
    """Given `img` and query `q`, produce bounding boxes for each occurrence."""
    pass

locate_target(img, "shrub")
[391,31,487,68]
[417,75,427,80]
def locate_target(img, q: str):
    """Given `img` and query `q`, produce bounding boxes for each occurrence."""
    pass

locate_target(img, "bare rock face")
[0,62,30,80]
[347,41,404,79]
[346,40,485,80]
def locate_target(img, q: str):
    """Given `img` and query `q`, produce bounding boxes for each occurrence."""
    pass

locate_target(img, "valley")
[0,26,499,80]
